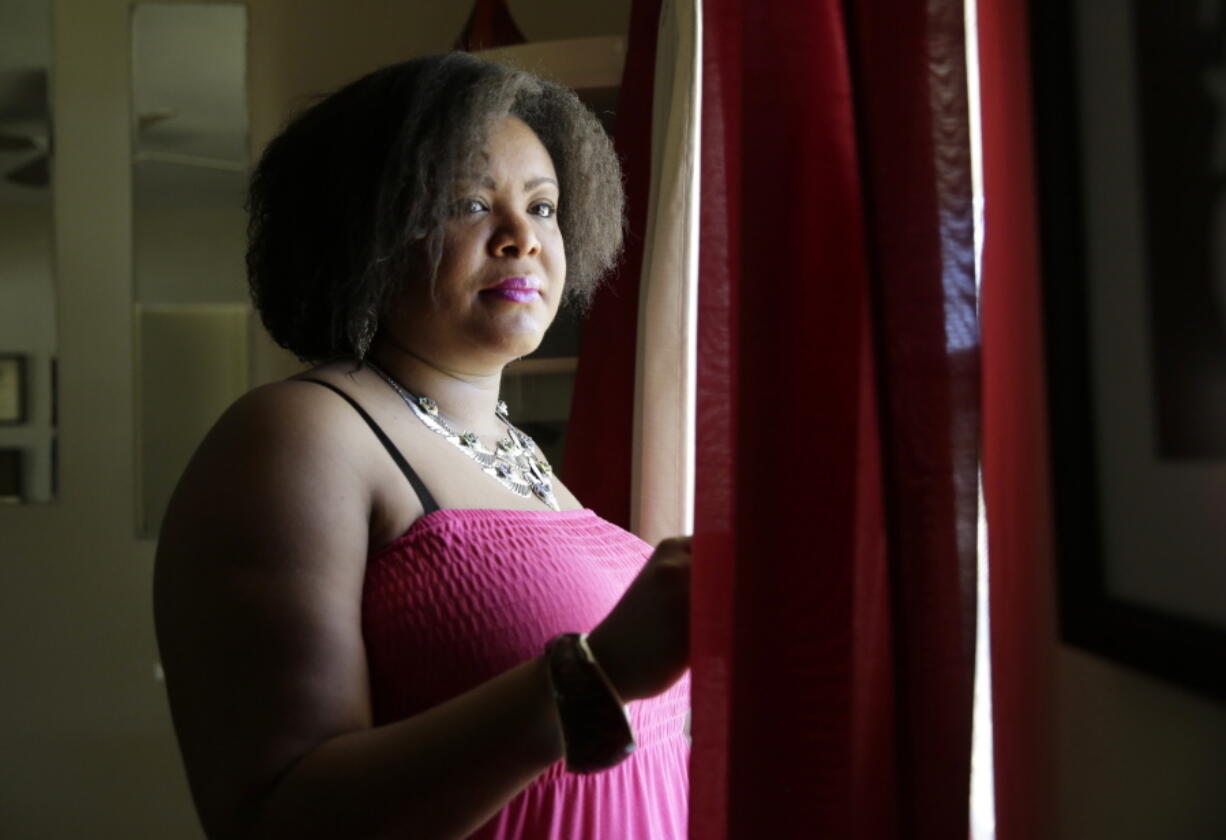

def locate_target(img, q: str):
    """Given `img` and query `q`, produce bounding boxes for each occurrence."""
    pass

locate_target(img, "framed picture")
[0,355,27,425]
[1032,0,1226,699]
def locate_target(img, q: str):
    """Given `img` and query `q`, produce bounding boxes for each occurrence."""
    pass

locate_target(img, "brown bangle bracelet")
[545,633,637,773]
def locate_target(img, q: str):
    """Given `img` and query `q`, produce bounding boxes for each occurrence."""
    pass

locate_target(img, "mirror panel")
[131,3,249,534]
[0,0,56,504]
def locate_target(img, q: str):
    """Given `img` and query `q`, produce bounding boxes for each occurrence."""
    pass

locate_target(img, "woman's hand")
[586,536,692,703]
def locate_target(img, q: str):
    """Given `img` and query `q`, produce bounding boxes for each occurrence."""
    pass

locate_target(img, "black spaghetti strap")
[300,378,441,515]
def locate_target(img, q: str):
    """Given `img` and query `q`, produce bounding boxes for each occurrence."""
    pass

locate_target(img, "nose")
[488,210,541,259]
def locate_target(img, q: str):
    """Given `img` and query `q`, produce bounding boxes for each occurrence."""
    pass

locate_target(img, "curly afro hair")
[247,51,625,362]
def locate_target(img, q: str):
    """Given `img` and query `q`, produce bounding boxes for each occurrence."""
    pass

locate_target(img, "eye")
[455,198,488,216]
[530,200,557,219]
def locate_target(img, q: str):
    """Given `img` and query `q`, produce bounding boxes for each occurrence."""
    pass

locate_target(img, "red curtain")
[846,0,981,833]
[691,0,979,837]
[565,0,985,835]
[978,0,1060,838]
[562,0,662,526]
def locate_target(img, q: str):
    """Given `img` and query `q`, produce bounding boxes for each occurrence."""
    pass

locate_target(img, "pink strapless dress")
[361,508,691,839]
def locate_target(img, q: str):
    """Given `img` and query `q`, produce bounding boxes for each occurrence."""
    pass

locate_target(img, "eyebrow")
[524,176,559,190]
[476,175,559,191]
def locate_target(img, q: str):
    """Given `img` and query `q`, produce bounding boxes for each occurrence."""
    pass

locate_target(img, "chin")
[502,334,546,360]
[486,317,552,359]
[471,329,543,365]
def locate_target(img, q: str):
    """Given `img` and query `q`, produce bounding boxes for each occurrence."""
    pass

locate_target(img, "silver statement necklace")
[365,361,560,511]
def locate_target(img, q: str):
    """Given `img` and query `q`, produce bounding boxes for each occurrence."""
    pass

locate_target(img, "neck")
[369,338,507,436]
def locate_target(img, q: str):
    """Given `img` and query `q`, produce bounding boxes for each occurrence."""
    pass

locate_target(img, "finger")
[655,535,692,554]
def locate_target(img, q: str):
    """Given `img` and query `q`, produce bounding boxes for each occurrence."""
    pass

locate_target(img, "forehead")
[471,115,558,183]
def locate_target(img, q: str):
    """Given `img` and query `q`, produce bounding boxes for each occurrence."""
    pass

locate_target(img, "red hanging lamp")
[453,0,527,52]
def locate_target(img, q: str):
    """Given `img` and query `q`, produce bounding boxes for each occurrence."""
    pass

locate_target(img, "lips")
[480,276,543,304]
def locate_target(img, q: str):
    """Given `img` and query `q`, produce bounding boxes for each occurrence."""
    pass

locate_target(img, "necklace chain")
[365,361,560,511]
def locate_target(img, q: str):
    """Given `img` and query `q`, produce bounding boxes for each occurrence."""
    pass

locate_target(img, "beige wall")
[1056,649,1226,840]
[0,0,628,836]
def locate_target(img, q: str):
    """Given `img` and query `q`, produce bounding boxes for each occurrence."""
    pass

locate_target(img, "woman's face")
[383,115,566,374]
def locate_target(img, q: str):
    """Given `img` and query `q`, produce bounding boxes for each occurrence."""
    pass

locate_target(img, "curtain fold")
[694,0,887,834]
[977,0,1060,837]
[844,0,981,834]
[691,0,978,836]
[690,1,741,834]
[562,0,663,528]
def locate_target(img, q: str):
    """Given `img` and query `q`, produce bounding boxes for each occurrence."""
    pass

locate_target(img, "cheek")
[380,264,455,336]
[437,226,483,275]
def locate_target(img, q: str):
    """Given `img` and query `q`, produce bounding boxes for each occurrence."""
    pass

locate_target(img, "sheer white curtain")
[630,0,702,545]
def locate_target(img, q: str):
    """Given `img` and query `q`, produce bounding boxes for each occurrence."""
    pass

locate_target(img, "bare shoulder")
[191,376,368,474]
[153,376,391,646]
[158,378,375,565]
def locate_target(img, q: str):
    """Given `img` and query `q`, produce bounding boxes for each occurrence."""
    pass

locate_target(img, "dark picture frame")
[0,448,24,501]
[1032,0,1226,700]
[0,354,29,425]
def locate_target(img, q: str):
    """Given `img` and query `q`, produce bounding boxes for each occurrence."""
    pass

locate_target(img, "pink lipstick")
[481,276,542,303]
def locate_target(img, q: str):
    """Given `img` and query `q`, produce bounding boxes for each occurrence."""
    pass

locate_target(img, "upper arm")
[154,382,376,835]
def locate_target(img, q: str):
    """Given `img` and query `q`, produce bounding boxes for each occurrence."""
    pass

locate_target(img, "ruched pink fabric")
[362,508,691,839]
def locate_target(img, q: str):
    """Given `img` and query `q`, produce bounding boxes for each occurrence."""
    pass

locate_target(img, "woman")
[154,53,691,839]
